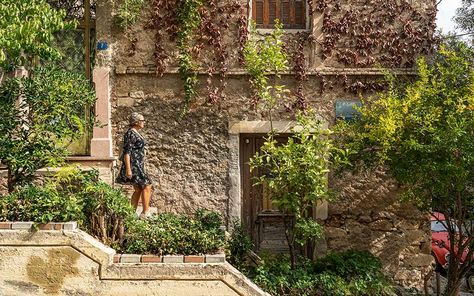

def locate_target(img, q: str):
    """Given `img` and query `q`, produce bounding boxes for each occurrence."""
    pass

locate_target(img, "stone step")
[135,205,158,215]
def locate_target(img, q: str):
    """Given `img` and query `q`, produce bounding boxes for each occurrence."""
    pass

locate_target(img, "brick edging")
[0,221,77,231]
[113,253,225,264]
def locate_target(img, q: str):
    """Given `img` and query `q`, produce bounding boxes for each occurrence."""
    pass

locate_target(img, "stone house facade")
[84,0,437,289]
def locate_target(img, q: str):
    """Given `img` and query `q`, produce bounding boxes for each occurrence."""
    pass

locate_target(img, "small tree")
[0,67,96,192]
[336,41,474,296]
[0,0,73,71]
[0,0,95,193]
[244,20,289,125]
[250,111,348,269]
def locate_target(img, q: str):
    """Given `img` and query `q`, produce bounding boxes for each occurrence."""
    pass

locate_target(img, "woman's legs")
[141,185,152,214]
[131,185,142,210]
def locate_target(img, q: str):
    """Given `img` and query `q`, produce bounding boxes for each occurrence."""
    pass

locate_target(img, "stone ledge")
[116,66,418,76]
[0,221,78,231]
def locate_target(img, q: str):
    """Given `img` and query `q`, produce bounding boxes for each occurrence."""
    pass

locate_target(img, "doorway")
[240,133,290,252]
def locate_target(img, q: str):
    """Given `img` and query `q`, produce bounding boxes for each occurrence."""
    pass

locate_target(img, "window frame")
[249,0,311,31]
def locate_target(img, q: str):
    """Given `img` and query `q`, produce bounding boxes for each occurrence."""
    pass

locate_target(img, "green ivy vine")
[176,0,203,116]
[116,0,147,28]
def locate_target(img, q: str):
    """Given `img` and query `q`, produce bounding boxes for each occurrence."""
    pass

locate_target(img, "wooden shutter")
[294,0,305,28]
[253,0,306,29]
[281,0,290,26]
[254,0,264,26]
[269,0,277,25]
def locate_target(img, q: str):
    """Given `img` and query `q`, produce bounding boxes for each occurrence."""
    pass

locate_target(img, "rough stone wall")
[98,0,436,289]
[327,168,432,290]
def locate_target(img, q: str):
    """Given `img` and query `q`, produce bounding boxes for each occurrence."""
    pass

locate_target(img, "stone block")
[11,222,33,230]
[120,254,141,263]
[0,222,11,230]
[63,222,77,231]
[184,255,204,263]
[129,91,145,98]
[141,255,162,263]
[115,65,127,74]
[117,97,135,107]
[404,254,434,267]
[162,255,184,263]
[205,254,225,263]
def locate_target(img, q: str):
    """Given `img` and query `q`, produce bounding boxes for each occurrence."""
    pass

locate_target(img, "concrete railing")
[0,222,270,296]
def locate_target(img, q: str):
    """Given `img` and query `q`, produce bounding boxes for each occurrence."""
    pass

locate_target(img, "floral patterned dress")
[116,128,152,188]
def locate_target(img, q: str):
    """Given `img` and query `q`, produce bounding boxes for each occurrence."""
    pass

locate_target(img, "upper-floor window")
[252,0,306,29]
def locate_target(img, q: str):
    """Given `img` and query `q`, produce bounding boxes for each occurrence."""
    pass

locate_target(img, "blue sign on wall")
[97,41,108,51]
[335,101,362,121]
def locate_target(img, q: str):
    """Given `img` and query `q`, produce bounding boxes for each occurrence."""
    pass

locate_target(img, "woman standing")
[116,112,153,219]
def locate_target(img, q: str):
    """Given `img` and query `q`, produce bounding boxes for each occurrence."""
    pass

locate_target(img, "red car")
[431,212,474,290]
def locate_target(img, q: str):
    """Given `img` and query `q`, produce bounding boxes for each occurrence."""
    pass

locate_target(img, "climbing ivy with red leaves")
[118,0,436,114]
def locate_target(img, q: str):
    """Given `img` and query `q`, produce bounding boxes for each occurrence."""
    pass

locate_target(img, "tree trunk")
[7,168,15,193]
[283,214,296,269]
[445,265,462,296]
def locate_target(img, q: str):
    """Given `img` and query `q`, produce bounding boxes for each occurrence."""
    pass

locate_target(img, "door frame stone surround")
[227,120,328,229]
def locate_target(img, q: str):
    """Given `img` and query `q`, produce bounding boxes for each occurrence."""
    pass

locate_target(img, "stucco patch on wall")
[27,248,81,294]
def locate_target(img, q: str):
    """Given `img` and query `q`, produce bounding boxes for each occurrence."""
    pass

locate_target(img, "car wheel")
[466,272,474,292]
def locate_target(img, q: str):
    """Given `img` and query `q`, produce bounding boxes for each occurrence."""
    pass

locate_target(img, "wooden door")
[240,134,291,252]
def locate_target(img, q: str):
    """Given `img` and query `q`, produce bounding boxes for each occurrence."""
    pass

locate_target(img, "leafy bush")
[122,211,225,255]
[0,67,96,192]
[81,181,135,247]
[0,184,84,224]
[246,250,393,296]
[194,208,222,230]
[0,167,226,255]
[226,222,254,271]
[250,255,318,296]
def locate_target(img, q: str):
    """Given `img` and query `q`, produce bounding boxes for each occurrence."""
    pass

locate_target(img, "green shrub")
[226,222,254,271]
[81,181,135,247]
[0,184,84,224]
[0,167,226,256]
[245,250,393,296]
[194,208,222,230]
[122,211,225,255]
[250,255,318,296]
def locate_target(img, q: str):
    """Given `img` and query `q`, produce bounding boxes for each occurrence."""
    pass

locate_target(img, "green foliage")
[116,0,147,28]
[0,167,226,254]
[194,208,222,230]
[0,0,75,70]
[454,0,474,34]
[313,250,384,281]
[335,41,474,295]
[251,255,317,296]
[335,41,474,212]
[122,210,225,255]
[0,67,96,192]
[0,184,84,224]
[47,167,135,246]
[244,20,289,117]
[176,0,203,116]
[226,222,254,271]
[0,167,134,247]
[248,251,393,296]
[250,110,349,267]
